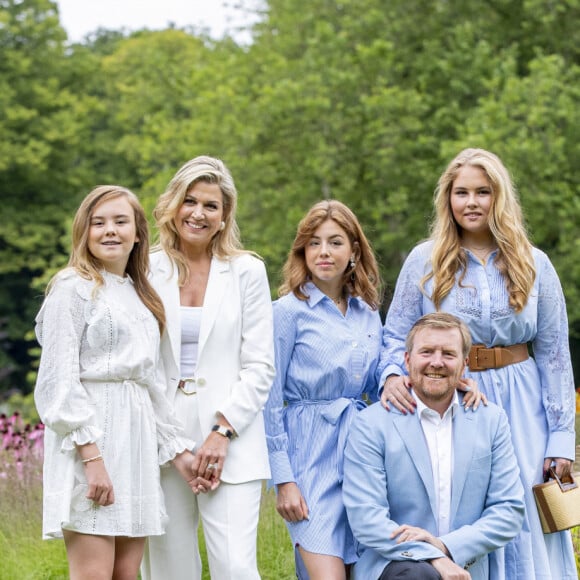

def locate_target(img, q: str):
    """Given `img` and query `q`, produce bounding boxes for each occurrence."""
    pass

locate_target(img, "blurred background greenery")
[1,0,579,404]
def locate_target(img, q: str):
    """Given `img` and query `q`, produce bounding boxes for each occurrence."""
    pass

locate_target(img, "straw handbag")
[532,468,580,533]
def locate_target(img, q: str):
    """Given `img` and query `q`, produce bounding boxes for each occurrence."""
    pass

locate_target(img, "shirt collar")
[412,388,459,420]
[304,281,353,308]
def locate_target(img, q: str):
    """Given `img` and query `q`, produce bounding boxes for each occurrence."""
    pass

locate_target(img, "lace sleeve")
[532,250,576,459]
[377,243,431,387]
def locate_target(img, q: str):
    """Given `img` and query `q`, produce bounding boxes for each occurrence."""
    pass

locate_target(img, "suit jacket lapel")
[393,412,438,516]
[450,408,476,521]
[198,256,230,359]
[154,254,182,373]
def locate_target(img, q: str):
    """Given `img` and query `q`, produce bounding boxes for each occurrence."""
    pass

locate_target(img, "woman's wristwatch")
[212,424,235,439]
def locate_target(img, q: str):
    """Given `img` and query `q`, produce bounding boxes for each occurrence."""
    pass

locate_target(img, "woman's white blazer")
[150,250,275,483]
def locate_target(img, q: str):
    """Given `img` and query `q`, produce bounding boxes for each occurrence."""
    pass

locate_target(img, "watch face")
[213,424,233,438]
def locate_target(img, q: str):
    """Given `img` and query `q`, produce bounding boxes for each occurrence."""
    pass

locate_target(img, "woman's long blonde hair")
[153,155,247,286]
[52,185,166,334]
[421,148,535,312]
[280,200,381,309]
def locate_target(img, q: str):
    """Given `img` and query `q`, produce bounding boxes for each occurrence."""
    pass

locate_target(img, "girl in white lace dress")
[34,186,208,579]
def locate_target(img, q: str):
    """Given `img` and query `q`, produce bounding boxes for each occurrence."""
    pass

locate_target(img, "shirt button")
[197,378,206,386]
[352,341,358,347]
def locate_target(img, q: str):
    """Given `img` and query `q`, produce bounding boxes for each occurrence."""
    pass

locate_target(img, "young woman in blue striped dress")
[264,200,383,580]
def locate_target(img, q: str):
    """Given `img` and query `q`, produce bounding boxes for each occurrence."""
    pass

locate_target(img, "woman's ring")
[207,463,217,470]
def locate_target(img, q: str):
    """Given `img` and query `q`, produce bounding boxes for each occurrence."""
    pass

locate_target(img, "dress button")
[197,378,206,386]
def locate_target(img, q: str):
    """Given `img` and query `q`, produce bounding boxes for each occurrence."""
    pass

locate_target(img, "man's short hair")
[406,313,472,359]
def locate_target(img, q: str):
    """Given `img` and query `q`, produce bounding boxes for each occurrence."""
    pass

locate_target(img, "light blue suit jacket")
[343,397,524,580]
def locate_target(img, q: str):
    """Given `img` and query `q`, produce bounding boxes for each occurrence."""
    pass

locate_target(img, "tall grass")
[0,451,68,579]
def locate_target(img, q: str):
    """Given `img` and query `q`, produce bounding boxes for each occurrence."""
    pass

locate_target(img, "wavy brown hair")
[421,148,535,313]
[51,185,166,334]
[279,200,381,309]
[153,155,249,286]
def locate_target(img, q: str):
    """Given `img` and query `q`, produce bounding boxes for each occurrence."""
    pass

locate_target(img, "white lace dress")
[34,269,193,539]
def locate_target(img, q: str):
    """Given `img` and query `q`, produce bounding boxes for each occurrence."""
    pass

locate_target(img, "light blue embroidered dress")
[377,241,576,580]
[264,283,382,566]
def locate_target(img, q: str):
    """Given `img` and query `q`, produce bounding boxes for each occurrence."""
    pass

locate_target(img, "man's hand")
[391,524,449,556]
[430,557,471,579]
[276,482,309,522]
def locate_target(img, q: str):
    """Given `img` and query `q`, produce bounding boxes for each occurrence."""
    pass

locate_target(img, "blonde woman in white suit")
[141,156,275,580]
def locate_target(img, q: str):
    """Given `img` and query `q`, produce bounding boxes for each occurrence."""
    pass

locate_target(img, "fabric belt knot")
[320,397,366,483]
[468,343,529,372]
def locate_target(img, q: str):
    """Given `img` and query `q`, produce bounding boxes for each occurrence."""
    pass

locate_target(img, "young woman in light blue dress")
[378,148,576,579]
[264,200,383,580]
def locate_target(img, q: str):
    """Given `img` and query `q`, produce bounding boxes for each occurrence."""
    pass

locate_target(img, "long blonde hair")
[51,185,166,334]
[421,148,535,312]
[280,200,381,309]
[153,155,247,285]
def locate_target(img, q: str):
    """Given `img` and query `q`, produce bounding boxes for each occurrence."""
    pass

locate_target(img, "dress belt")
[468,343,529,372]
[178,378,197,395]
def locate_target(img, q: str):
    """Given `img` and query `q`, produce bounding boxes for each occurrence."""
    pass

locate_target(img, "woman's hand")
[543,457,573,480]
[380,375,415,414]
[276,482,309,522]
[84,461,115,506]
[191,430,230,485]
[458,377,488,411]
[173,451,218,493]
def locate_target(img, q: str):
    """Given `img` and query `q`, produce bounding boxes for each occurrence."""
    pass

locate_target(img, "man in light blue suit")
[343,313,524,579]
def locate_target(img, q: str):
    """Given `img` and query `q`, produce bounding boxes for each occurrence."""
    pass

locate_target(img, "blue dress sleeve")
[264,297,298,485]
[377,243,431,388]
[532,251,576,459]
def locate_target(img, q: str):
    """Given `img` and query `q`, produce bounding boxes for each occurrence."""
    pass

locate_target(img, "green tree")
[0,0,104,391]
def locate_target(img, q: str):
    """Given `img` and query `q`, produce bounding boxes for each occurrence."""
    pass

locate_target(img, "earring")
[349,257,356,269]
[220,221,225,231]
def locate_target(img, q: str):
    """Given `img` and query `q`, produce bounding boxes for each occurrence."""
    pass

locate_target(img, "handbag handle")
[546,467,578,492]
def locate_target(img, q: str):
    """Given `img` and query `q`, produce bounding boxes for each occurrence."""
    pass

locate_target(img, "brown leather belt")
[468,343,529,372]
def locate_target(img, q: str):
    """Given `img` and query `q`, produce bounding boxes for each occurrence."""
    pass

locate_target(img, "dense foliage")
[1,0,579,395]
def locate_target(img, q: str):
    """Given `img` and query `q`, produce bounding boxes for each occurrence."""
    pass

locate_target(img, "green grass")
[0,457,294,580]
[2,428,580,580]
[0,453,68,580]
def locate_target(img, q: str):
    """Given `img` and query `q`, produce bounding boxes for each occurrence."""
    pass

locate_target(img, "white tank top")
[180,306,202,377]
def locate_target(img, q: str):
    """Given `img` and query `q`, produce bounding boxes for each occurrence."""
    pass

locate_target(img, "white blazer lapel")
[153,254,182,375]
[198,257,230,359]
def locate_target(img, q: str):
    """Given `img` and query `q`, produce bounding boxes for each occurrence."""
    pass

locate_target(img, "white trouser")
[141,390,263,580]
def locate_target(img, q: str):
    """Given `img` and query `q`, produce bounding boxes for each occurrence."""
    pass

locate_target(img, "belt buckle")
[178,378,197,396]
[468,345,492,372]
